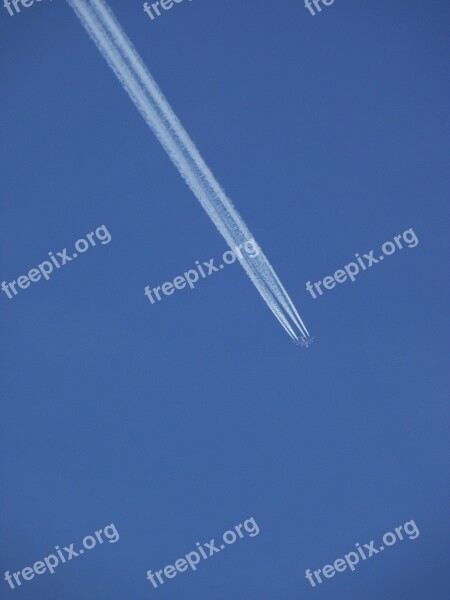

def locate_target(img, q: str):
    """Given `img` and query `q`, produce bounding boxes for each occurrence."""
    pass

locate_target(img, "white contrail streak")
[66,0,310,342]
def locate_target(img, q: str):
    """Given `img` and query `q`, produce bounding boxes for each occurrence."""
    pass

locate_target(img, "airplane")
[296,336,314,348]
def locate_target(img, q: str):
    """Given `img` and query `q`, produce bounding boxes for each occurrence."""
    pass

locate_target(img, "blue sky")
[0,1,449,598]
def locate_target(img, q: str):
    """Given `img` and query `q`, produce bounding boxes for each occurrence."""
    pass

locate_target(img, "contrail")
[66,0,310,342]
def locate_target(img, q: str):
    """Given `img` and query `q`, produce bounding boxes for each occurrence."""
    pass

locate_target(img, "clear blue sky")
[1,1,449,598]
